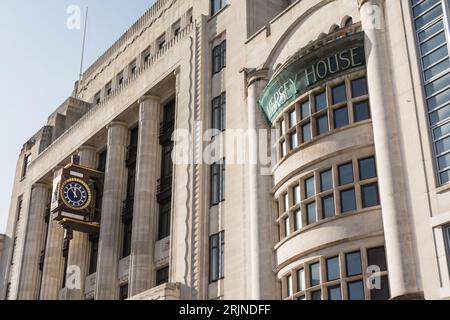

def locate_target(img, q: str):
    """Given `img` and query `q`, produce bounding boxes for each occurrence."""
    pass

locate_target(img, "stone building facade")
[1,0,450,300]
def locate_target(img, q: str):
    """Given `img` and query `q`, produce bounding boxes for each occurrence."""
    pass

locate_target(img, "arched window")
[344,17,353,27]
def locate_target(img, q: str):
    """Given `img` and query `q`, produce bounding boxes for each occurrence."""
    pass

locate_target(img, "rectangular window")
[129,60,137,77]
[367,247,387,272]
[338,162,354,186]
[348,280,365,300]
[286,274,293,297]
[284,193,289,212]
[211,160,225,206]
[304,177,315,199]
[333,106,349,129]
[351,77,368,98]
[280,140,287,158]
[122,222,132,258]
[289,109,297,128]
[21,154,31,178]
[211,0,226,15]
[332,83,347,104]
[156,266,169,286]
[289,131,298,149]
[158,34,166,51]
[119,284,129,300]
[302,122,312,143]
[341,188,357,213]
[309,262,321,287]
[293,185,301,205]
[172,20,181,38]
[297,268,305,291]
[354,101,371,122]
[306,202,317,225]
[212,40,226,74]
[361,183,380,208]
[209,231,225,282]
[94,91,101,105]
[311,290,322,300]
[370,275,390,300]
[294,209,302,231]
[158,202,171,240]
[212,93,226,132]
[315,92,327,112]
[143,47,151,65]
[117,72,124,86]
[89,236,99,275]
[301,101,311,119]
[284,216,290,237]
[322,195,335,219]
[320,169,333,192]
[359,157,377,180]
[316,115,329,135]
[346,251,362,277]
[328,285,342,300]
[105,82,112,96]
[326,256,340,281]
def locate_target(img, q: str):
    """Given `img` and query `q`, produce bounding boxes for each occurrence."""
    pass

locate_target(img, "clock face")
[61,178,91,210]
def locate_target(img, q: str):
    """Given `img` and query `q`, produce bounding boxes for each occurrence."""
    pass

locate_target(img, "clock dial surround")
[60,178,92,211]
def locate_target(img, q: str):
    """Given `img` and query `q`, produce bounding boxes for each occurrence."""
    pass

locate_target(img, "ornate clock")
[60,178,92,211]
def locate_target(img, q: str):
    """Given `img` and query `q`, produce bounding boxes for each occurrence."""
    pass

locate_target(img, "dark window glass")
[119,284,129,300]
[297,268,305,291]
[156,267,169,286]
[351,78,368,97]
[98,150,107,172]
[316,115,329,135]
[367,247,387,272]
[332,84,347,104]
[322,195,335,219]
[211,160,225,206]
[354,101,371,122]
[334,106,349,129]
[122,222,132,258]
[301,101,311,119]
[348,281,365,300]
[89,237,99,275]
[328,285,342,300]
[338,163,354,185]
[359,157,377,180]
[371,276,390,300]
[310,262,321,287]
[290,131,298,149]
[311,290,322,300]
[211,0,225,15]
[158,202,171,240]
[305,177,315,199]
[362,183,380,208]
[315,92,327,111]
[289,110,297,128]
[326,256,340,281]
[320,169,333,192]
[307,202,317,225]
[209,231,225,282]
[346,251,362,277]
[212,40,226,73]
[341,188,356,213]
[302,122,312,142]
[212,93,226,132]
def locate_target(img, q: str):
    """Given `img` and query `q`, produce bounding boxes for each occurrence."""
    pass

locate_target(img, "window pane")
[310,262,321,287]
[420,31,446,56]
[287,275,293,296]
[425,72,450,97]
[354,101,371,122]
[427,87,450,111]
[334,106,349,129]
[440,170,450,184]
[326,256,340,281]
[351,78,368,97]
[289,110,297,127]
[210,234,219,281]
[346,251,362,276]
[284,193,289,212]
[413,0,440,17]
[305,177,315,199]
[315,92,327,111]
[338,163,354,185]
[281,140,287,158]
[290,132,298,149]
[419,20,443,42]
[322,195,335,219]
[328,285,342,300]
[302,123,312,142]
[280,119,286,135]
[284,217,290,237]
[362,183,380,208]
[422,45,448,70]
[301,101,311,119]
[359,157,377,180]
[341,188,357,213]
[316,115,329,135]
[332,84,347,104]
[424,58,450,80]
[320,169,333,192]
[307,202,317,225]
[415,4,443,30]
[297,268,305,291]
[295,209,302,231]
[311,290,322,300]
[433,121,450,139]
[367,247,387,272]
[371,276,390,300]
[156,267,169,285]
[348,281,365,300]
[436,135,450,154]
[294,185,301,205]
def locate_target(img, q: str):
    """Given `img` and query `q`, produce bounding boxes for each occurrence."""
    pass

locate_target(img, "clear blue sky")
[0,0,155,233]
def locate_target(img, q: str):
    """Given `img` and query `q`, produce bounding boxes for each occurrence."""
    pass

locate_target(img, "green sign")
[259,33,366,124]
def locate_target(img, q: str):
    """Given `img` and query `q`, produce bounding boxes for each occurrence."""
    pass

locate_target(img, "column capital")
[32,182,49,190]
[138,95,161,105]
[106,120,128,131]
[357,0,383,9]
[246,68,269,88]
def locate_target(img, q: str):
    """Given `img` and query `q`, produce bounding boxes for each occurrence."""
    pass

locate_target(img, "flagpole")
[78,7,89,85]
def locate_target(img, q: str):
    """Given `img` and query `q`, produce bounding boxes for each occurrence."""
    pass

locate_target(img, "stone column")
[66,146,98,300]
[246,69,276,300]
[17,183,50,300]
[40,167,65,300]
[129,96,160,296]
[358,0,421,299]
[95,121,128,300]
